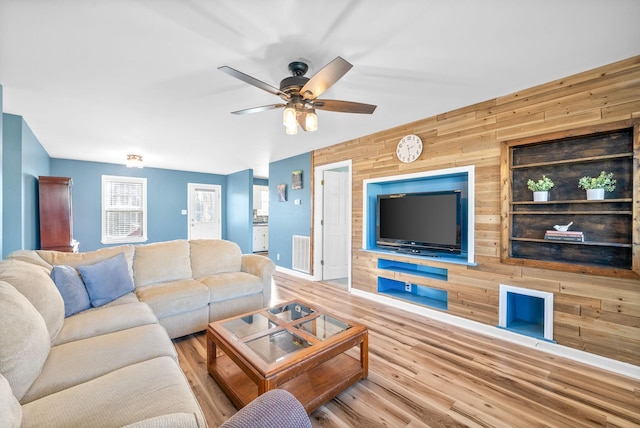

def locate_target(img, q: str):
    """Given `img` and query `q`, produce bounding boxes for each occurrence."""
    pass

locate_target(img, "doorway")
[313,160,352,289]
[187,183,221,240]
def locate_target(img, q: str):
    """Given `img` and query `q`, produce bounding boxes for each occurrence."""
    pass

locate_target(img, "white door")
[322,170,349,280]
[188,183,221,240]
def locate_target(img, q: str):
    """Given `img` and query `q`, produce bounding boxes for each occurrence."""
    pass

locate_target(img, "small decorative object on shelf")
[546,221,582,241]
[544,230,584,242]
[577,171,616,200]
[527,175,554,201]
[553,221,573,232]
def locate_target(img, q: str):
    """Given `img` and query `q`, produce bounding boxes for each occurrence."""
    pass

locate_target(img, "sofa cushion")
[0,373,21,428]
[50,265,91,317]
[7,250,53,269]
[0,281,51,401]
[36,245,135,277]
[53,301,159,346]
[78,252,135,307]
[20,357,206,428]
[21,324,177,403]
[190,239,241,278]
[199,271,264,303]
[122,413,201,428]
[134,240,192,287]
[155,307,209,339]
[0,259,64,341]
[135,279,209,318]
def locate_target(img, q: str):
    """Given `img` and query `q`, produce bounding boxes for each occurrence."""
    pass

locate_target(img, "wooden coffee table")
[206,299,368,414]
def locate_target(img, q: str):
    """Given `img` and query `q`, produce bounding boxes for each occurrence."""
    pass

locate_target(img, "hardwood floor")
[174,272,640,427]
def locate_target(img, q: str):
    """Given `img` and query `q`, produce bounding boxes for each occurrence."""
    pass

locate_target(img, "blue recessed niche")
[498,284,555,342]
[362,166,475,266]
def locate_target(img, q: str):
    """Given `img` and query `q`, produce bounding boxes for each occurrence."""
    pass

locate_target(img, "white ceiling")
[1,1,639,178]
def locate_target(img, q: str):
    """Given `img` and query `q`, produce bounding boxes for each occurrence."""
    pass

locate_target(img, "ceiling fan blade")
[314,99,377,114]
[219,66,288,98]
[231,104,285,115]
[300,56,353,100]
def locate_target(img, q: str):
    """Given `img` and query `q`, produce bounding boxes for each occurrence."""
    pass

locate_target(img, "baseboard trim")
[275,266,315,281]
[350,288,640,380]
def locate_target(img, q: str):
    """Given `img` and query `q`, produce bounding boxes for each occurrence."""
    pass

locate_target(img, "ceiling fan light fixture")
[305,109,318,132]
[283,104,296,127]
[126,154,144,168]
[219,57,376,135]
[285,122,298,135]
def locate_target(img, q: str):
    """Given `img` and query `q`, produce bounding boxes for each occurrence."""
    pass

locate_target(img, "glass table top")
[268,302,314,322]
[216,301,356,364]
[221,313,277,338]
[245,330,311,363]
[295,314,352,340]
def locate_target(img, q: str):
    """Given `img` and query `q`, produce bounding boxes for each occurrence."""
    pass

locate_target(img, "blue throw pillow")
[51,265,91,317]
[78,252,134,307]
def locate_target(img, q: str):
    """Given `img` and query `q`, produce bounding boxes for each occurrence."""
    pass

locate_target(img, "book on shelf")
[544,230,584,242]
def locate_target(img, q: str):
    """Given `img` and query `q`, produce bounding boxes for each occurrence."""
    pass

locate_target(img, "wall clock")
[396,134,423,163]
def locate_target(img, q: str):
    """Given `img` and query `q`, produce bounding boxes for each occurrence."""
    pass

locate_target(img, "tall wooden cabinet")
[39,176,78,252]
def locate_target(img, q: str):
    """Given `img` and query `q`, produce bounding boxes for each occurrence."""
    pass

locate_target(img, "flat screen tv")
[376,190,462,254]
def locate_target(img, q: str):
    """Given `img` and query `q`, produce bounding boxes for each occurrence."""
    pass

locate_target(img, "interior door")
[322,170,349,280]
[188,183,221,240]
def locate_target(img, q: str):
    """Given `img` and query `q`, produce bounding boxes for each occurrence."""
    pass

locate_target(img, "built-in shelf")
[510,152,633,169]
[378,259,448,281]
[501,120,638,278]
[378,277,448,310]
[511,237,632,248]
[511,198,632,205]
[498,284,555,343]
[377,259,448,310]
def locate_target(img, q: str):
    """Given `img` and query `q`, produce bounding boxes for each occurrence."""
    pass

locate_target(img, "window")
[102,175,147,244]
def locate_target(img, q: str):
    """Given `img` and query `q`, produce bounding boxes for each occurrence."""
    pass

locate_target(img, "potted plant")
[577,171,616,200]
[527,175,554,201]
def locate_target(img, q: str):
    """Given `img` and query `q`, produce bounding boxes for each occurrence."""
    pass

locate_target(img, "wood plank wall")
[313,56,640,365]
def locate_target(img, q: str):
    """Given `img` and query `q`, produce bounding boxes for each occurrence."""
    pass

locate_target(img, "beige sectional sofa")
[0,239,277,427]
[11,239,275,338]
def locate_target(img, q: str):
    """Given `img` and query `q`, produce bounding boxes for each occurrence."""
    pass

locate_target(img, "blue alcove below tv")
[362,165,475,266]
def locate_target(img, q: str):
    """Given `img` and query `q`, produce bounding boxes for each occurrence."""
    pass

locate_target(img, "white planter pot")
[586,188,605,200]
[533,191,549,202]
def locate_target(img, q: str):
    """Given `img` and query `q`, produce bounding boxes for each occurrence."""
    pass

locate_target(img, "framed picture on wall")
[292,170,302,190]
[277,184,287,202]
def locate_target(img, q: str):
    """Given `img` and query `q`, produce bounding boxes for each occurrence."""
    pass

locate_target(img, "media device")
[376,190,462,254]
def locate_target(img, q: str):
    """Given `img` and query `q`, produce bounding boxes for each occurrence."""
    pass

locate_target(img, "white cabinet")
[253,225,268,252]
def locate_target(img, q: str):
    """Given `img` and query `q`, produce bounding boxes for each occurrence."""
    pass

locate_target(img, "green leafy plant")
[527,175,554,192]
[577,171,616,192]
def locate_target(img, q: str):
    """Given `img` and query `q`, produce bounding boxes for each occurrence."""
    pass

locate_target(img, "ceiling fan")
[218,56,376,135]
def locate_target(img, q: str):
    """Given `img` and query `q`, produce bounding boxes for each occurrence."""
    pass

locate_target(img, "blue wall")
[51,159,228,251]
[268,152,312,269]
[253,177,268,186]
[0,94,310,259]
[226,169,253,254]
[2,114,50,257]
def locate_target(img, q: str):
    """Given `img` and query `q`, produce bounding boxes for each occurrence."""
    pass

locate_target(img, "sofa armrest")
[220,389,311,428]
[241,254,275,305]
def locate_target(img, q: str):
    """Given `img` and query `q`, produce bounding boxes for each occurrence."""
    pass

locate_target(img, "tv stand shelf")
[378,259,448,281]
[377,259,449,310]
